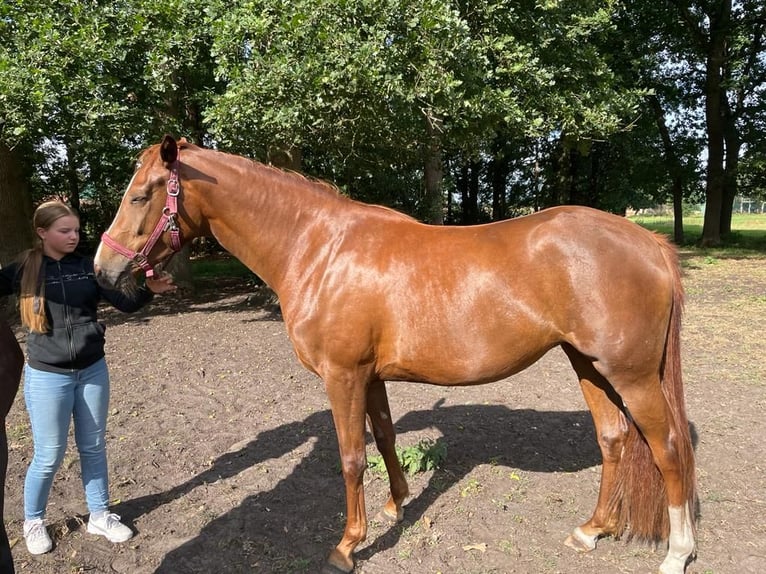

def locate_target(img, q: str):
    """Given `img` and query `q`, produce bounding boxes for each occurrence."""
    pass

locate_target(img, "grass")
[629,213,766,255]
[189,255,256,279]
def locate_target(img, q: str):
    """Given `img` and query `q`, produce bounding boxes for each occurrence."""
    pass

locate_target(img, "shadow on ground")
[113,403,602,573]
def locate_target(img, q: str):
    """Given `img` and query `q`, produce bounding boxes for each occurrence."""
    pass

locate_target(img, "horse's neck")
[196,159,348,293]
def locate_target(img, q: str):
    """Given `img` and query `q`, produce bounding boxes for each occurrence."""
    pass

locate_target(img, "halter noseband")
[100,156,183,278]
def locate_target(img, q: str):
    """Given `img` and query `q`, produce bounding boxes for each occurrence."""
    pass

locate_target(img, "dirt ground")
[3,253,764,574]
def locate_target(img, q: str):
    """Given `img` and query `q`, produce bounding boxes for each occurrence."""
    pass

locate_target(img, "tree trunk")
[586,147,600,208]
[423,114,444,225]
[649,95,685,244]
[458,164,468,222]
[700,0,731,247]
[550,135,572,208]
[721,108,740,236]
[185,101,207,147]
[566,148,579,206]
[0,142,34,264]
[462,161,480,225]
[489,137,510,221]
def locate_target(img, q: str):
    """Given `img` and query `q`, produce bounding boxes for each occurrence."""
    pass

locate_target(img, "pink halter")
[100,157,183,278]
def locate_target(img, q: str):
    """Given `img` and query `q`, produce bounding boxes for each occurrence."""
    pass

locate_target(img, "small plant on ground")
[367,438,447,477]
[400,438,447,475]
[460,477,482,497]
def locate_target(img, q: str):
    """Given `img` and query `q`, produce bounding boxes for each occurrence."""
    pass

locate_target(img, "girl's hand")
[146,273,177,294]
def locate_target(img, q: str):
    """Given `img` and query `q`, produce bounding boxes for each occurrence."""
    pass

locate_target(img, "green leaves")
[367,438,447,478]
[6,0,750,224]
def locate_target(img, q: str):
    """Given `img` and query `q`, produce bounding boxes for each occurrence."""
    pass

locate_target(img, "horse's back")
[368,204,674,311]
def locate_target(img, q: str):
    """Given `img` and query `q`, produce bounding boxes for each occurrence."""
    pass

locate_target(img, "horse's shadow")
[114,400,603,573]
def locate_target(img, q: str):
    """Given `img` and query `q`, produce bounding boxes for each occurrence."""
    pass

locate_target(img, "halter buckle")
[163,212,179,232]
[167,178,180,197]
[132,252,150,268]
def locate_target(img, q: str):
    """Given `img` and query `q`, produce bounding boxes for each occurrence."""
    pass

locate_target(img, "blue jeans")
[23,358,111,520]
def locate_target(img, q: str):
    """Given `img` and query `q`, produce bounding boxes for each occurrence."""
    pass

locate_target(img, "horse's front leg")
[322,372,371,574]
[366,379,409,523]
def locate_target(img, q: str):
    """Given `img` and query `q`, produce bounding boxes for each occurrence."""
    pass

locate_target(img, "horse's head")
[95,135,187,292]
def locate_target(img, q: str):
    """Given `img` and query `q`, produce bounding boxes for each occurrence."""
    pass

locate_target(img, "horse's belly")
[377,334,554,386]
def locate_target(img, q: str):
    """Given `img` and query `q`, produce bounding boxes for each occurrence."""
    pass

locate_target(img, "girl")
[0,201,175,555]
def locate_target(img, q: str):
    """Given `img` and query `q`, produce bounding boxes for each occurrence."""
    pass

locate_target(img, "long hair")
[18,201,79,333]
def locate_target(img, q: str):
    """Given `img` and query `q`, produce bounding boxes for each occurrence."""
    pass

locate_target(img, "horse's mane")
[172,140,338,193]
[174,140,417,223]
[255,157,343,197]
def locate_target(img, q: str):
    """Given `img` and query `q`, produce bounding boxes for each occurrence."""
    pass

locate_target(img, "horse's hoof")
[374,507,402,525]
[323,549,354,574]
[564,527,597,553]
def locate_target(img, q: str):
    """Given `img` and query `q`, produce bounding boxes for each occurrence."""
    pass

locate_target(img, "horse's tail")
[609,235,697,543]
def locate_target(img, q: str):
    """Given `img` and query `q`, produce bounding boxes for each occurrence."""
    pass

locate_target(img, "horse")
[93,136,697,574]
[0,317,23,574]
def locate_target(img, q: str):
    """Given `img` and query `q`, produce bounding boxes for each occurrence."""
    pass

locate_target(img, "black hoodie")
[0,253,153,373]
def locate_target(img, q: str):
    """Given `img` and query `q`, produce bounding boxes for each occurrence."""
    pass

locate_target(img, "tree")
[600,1,706,242]
[1,0,151,246]
[670,0,766,245]
[7,0,751,246]
[0,143,34,263]
[205,0,646,223]
[0,0,218,253]
[0,0,50,258]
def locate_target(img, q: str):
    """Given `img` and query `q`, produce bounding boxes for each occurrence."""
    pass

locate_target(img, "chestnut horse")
[94,136,697,574]
[0,317,23,574]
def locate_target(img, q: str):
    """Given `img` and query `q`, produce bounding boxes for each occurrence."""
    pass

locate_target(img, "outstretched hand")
[145,273,177,294]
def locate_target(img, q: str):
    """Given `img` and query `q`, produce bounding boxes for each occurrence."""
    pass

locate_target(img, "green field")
[629,213,766,255]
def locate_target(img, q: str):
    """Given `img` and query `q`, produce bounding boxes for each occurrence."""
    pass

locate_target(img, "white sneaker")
[87,512,133,543]
[24,518,53,555]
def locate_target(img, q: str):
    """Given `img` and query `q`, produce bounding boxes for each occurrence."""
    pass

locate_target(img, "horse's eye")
[130,196,149,205]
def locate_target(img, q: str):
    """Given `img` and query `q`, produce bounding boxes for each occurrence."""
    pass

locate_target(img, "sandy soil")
[3,254,764,574]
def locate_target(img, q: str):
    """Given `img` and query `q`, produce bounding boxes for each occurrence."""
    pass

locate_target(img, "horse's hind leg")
[563,344,629,552]
[365,380,409,523]
[619,383,696,574]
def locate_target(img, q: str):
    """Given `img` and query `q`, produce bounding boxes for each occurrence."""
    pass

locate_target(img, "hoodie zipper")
[57,261,77,366]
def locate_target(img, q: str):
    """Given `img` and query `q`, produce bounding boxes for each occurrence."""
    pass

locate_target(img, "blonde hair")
[18,201,79,333]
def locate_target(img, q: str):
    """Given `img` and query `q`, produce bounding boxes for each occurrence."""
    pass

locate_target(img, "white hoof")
[564,526,598,553]
[658,554,687,574]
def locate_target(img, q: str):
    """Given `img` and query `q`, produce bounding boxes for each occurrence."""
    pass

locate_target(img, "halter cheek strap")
[101,158,183,278]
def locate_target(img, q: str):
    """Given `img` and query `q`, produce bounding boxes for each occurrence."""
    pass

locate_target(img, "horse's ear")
[160,135,178,165]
